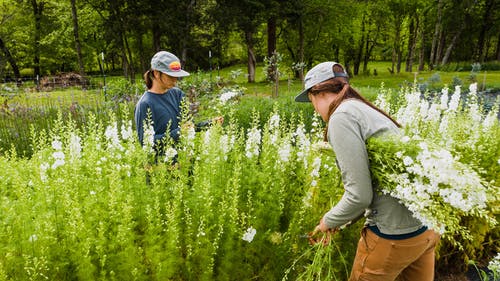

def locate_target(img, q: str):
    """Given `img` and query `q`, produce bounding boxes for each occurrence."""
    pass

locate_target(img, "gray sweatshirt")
[323,99,423,235]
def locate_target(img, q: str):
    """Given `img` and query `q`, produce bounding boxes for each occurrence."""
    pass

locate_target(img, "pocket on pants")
[360,229,392,273]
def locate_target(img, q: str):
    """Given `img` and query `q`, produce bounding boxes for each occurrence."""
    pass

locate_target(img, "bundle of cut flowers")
[366,132,497,247]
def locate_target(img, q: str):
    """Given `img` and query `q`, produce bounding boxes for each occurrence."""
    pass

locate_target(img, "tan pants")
[349,227,440,281]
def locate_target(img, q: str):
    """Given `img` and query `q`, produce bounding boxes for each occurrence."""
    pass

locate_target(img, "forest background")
[1,0,500,84]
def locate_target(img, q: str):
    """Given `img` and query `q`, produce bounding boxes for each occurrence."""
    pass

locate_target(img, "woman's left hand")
[309,217,338,246]
[314,217,330,233]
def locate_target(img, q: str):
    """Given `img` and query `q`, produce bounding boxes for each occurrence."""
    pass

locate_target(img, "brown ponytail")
[143,69,155,89]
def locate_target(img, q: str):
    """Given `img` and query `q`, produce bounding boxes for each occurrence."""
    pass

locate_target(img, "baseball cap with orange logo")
[151,51,190,77]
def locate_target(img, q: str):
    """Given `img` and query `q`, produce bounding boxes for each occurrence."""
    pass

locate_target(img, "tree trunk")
[267,17,276,58]
[429,0,443,70]
[418,26,425,71]
[267,17,277,83]
[298,17,304,83]
[441,22,464,65]
[70,0,85,75]
[152,25,161,52]
[496,32,500,61]
[354,13,366,75]
[31,0,44,83]
[406,16,418,72]
[363,25,379,74]
[123,34,135,81]
[436,30,445,64]
[474,0,495,62]
[0,37,22,86]
[180,0,196,68]
[393,20,402,74]
[245,30,256,83]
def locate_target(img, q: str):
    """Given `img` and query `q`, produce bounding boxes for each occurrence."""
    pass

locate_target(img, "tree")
[211,0,266,83]
[386,0,412,74]
[0,0,22,85]
[473,0,498,62]
[429,0,443,70]
[70,0,85,75]
[31,0,45,81]
[1,0,500,82]
[351,0,385,75]
[0,37,21,85]
[405,1,425,72]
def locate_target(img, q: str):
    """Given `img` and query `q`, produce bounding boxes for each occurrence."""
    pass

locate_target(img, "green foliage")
[104,78,144,103]
[0,91,130,157]
[0,104,353,280]
[0,72,499,280]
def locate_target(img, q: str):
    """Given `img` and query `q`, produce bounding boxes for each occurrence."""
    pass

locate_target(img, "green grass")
[1,88,104,108]
[3,61,498,108]
[187,61,500,103]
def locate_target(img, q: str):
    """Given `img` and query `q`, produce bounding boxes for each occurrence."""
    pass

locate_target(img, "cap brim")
[294,88,311,102]
[162,70,190,77]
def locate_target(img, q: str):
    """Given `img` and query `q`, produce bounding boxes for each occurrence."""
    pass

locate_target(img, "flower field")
[0,82,498,280]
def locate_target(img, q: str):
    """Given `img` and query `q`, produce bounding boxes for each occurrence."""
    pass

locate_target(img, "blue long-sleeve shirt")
[134,88,184,145]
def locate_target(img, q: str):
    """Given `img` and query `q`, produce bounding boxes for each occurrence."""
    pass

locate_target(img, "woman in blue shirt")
[134,51,190,147]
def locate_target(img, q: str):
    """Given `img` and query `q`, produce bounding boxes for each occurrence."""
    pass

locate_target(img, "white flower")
[164,147,178,162]
[69,134,82,159]
[488,253,500,276]
[52,151,65,160]
[268,114,280,130]
[51,159,65,169]
[51,149,65,169]
[425,104,441,123]
[469,82,477,94]
[40,162,49,182]
[245,127,261,159]
[448,86,461,112]
[121,122,134,141]
[219,90,240,104]
[403,156,414,166]
[143,125,155,152]
[52,140,62,150]
[294,124,311,167]
[482,110,497,131]
[310,157,321,178]
[302,191,313,208]
[105,124,123,150]
[219,134,235,159]
[242,227,256,243]
[203,129,212,148]
[278,142,291,163]
[375,93,391,113]
[440,87,449,110]
[28,234,38,242]
[185,126,196,141]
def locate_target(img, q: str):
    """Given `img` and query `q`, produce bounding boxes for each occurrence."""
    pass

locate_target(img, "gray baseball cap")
[294,62,348,102]
[151,51,190,77]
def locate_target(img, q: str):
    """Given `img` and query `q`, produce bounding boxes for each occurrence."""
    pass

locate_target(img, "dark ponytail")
[143,69,155,89]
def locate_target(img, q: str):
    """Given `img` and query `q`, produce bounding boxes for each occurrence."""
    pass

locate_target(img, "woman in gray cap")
[296,62,440,281]
[135,51,190,147]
